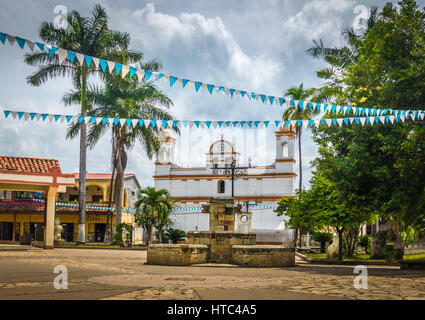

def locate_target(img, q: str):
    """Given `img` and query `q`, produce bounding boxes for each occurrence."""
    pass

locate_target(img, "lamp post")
[216,157,249,198]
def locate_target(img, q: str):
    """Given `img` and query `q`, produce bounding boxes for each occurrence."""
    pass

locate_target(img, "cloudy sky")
[0,0,393,188]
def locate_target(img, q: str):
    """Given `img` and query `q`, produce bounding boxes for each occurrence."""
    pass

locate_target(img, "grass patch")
[305,252,386,262]
[402,253,425,261]
[306,252,425,262]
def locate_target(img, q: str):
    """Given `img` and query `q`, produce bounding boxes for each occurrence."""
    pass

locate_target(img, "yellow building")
[0,156,141,244]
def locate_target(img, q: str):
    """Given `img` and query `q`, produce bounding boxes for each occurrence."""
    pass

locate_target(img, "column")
[44,187,57,249]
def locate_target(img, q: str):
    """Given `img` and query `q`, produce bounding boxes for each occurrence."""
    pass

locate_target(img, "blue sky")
[0,0,394,188]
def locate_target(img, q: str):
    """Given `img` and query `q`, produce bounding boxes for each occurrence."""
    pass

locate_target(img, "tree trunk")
[146,225,152,245]
[77,70,87,244]
[298,126,303,190]
[293,228,298,249]
[337,228,344,263]
[105,160,115,242]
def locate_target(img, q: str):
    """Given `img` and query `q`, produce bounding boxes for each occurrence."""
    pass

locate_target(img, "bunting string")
[3,109,424,129]
[1,31,424,115]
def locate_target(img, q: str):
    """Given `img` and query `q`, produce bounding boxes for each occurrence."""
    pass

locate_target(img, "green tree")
[306,5,379,103]
[308,0,425,257]
[63,59,176,230]
[282,83,317,247]
[24,4,139,243]
[134,187,173,244]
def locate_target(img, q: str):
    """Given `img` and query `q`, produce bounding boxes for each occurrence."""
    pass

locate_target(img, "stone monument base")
[231,245,295,267]
[187,231,255,263]
[147,244,208,266]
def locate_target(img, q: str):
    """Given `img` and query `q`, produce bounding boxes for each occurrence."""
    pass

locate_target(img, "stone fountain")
[147,197,295,267]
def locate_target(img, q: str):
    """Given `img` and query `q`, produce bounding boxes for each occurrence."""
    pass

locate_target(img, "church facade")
[153,127,297,231]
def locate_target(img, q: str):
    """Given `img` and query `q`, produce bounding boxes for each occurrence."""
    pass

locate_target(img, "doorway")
[0,222,13,240]
[94,223,106,242]
[62,223,74,242]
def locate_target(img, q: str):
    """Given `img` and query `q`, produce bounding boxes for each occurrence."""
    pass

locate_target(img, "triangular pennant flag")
[6,34,16,46]
[303,120,309,128]
[169,76,177,87]
[131,119,138,128]
[107,61,115,73]
[119,119,126,127]
[325,119,332,127]
[136,69,145,82]
[67,51,76,64]
[57,48,68,64]
[24,113,30,121]
[360,117,366,125]
[125,119,132,127]
[308,119,315,127]
[121,65,130,78]
[194,82,202,92]
[75,53,84,66]
[337,118,344,126]
[138,119,144,127]
[54,114,61,122]
[84,55,93,67]
[314,119,320,127]
[95,117,102,125]
[3,110,11,118]
[145,70,152,81]
[129,67,137,79]
[150,120,157,128]
[48,46,58,58]
[0,32,6,44]
[115,63,122,76]
[92,57,99,69]
[207,84,214,94]
[182,79,189,88]
[15,37,26,49]
[99,59,107,72]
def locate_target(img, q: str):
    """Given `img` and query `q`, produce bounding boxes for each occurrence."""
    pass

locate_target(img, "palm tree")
[134,187,173,244]
[306,6,379,103]
[24,4,140,243]
[63,60,177,236]
[283,83,316,248]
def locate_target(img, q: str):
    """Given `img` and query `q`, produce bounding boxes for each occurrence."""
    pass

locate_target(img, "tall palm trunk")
[77,70,88,243]
[105,126,117,242]
[298,126,303,190]
[114,127,126,224]
[293,126,303,249]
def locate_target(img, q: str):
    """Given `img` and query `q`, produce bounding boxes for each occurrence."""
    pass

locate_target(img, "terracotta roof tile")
[0,155,61,174]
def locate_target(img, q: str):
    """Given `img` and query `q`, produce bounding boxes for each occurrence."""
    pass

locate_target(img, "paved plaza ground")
[0,244,424,300]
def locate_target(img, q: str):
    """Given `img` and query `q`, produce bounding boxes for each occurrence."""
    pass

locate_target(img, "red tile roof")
[0,155,62,174]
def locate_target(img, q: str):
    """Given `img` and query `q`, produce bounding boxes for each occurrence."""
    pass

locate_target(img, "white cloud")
[109,2,281,91]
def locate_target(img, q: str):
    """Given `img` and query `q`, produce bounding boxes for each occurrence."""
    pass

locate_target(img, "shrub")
[113,222,131,244]
[358,235,370,254]
[312,232,333,253]
[165,228,186,244]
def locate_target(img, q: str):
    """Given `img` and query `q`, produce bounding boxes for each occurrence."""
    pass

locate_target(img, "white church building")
[154,126,297,232]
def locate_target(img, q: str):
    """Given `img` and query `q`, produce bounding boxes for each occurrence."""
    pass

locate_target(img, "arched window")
[217,180,225,193]
[282,143,289,158]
